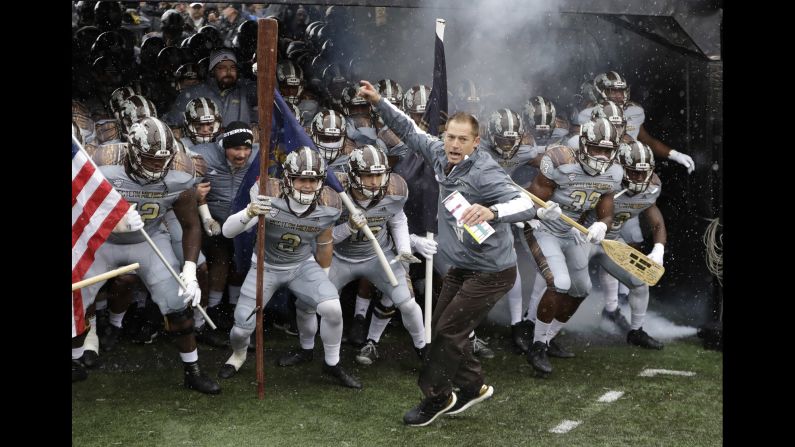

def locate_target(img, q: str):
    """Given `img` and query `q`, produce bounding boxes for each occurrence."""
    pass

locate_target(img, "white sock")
[507,271,524,325]
[84,316,99,352]
[599,267,620,312]
[366,314,390,344]
[72,347,85,360]
[95,299,107,311]
[230,326,252,352]
[534,320,551,344]
[354,295,370,317]
[227,285,241,305]
[225,349,247,370]
[549,319,566,339]
[397,300,426,349]
[296,308,318,350]
[317,300,343,366]
[208,291,223,308]
[109,311,125,328]
[628,285,650,330]
[526,271,546,322]
[179,349,198,363]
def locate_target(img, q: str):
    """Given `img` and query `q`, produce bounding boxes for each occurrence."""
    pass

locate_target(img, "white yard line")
[549,420,582,434]
[639,368,696,377]
[597,390,625,402]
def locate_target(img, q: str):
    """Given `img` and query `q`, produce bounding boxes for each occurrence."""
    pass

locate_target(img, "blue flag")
[232,89,344,272]
[393,21,447,235]
[421,24,448,136]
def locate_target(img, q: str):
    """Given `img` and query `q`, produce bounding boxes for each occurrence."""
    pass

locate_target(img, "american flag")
[71,136,129,337]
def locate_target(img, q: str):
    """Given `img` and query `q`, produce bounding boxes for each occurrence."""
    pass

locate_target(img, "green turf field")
[72,320,722,447]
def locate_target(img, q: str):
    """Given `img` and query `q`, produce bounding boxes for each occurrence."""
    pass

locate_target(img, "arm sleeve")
[388,209,412,254]
[222,208,258,238]
[374,98,442,167]
[478,164,536,223]
[332,222,352,244]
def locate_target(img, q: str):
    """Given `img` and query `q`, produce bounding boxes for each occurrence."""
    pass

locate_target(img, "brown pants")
[418,266,516,398]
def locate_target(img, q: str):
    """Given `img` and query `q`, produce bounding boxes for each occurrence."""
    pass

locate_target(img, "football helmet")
[108,86,138,121]
[522,96,556,146]
[282,147,327,205]
[617,141,655,193]
[487,108,524,159]
[591,100,626,138]
[311,109,347,164]
[341,85,370,117]
[578,117,620,176]
[276,60,304,104]
[119,95,158,135]
[594,71,630,107]
[126,117,177,183]
[376,79,404,107]
[183,97,222,144]
[348,144,390,202]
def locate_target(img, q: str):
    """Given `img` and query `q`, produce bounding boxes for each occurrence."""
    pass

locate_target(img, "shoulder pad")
[624,100,642,109]
[170,126,183,139]
[92,143,127,167]
[342,138,357,156]
[546,144,578,168]
[650,173,662,188]
[83,142,99,159]
[318,186,342,210]
[190,153,207,178]
[386,173,408,197]
[164,169,195,191]
[170,150,195,177]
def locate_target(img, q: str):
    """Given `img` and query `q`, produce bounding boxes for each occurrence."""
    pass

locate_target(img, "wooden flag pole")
[255,17,278,400]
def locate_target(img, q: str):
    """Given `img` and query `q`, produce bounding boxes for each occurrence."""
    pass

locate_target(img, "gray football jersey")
[251,178,342,268]
[101,165,194,244]
[537,145,623,236]
[582,173,661,240]
[333,172,409,261]
[481,143,540,177]
[623,102,645,140]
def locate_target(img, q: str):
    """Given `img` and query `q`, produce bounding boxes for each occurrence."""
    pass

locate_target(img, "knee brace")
[373,300,396,320]
[164,307,195,336]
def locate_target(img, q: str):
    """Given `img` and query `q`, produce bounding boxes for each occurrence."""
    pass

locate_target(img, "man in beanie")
[165,48,256,128]
[190,121,259,333]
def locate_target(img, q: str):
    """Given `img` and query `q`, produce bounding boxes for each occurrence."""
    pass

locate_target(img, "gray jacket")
[376,99,534,272]
[164,76,257,128]
[192,141,260,222]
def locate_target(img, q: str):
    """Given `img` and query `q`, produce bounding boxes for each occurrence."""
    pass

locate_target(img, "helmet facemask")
[127,118,176,184]
[282,149,327,206]
[578,118,619,176]
[348,145,390,203]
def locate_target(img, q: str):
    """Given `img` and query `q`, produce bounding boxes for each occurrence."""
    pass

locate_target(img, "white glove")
[586,221,608,244]
[668,150,695,174]
[178,261,201,307]
[570,226,588,245]
[528,219,541,230]
[244,195,271,221]
[113,206,144,233]
[513,222,525,229]
[197,203,221,236]
[348,212,367,233]
[410,233,438,259]
[536,201,562,221]
[647,242,665,266]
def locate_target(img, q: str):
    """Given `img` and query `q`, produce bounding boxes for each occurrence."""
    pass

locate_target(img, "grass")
[72,322,722,447]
